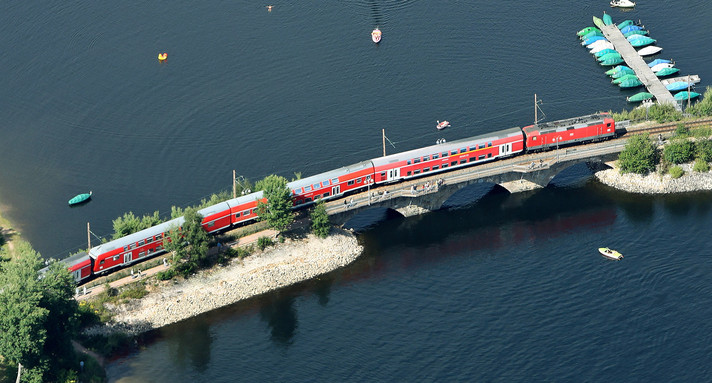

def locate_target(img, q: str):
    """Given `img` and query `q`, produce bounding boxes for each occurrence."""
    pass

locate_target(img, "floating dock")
[598,24,681,112]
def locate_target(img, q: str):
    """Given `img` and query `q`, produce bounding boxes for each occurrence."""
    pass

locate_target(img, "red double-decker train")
[56,113,618,283]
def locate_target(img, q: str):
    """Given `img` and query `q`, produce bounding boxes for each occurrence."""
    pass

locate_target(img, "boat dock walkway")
[599,24,681,112]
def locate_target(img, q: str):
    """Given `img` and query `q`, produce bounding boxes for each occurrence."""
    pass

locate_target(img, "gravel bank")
[595,162,712,194]
[86,229,362,336]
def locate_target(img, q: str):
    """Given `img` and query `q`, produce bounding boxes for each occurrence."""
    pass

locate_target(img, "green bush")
[119,283,148,300]
[688,86,712,117]
[618,134,658,174]
[696,139,712,162]
[693,158,710,173]
[310,201,331,238]
[648,103,683,123]
[663,140,695,164]
[691,126,712,139]
[257,236,274,250]
[668,166,684,179]
[674,123,690,138]
[156,269,175,281]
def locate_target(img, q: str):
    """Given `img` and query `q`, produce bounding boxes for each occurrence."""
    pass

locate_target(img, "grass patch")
[693,158,710,173]
[668,165,685,179]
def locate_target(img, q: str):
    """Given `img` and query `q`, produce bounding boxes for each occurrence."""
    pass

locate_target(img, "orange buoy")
[158,53,167,61]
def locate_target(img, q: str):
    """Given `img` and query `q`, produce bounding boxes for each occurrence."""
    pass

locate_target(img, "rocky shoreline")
[85,229,362,336]
[595,161,712,194]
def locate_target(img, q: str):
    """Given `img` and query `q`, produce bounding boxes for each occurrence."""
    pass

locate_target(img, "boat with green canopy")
[598,52,622,62]
[655,67,680,77]
[593,16,605,29]
[619,78,643,88]
[68,191,92,206]
[602,13,613,26]
[617,20,635,29]
[600,56,624,66]
[594,48,617,58]
[630,37,656,47]
[673,91,701,101]
[611,68,635,78]
[626,92,654,102]
[580,30,604,40]
[577,26,600,36]
[612,74,638,84]
[605,65,631,76]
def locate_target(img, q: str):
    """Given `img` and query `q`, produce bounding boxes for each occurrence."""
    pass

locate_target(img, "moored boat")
[582,36,606,46]
[627,92,654,102]
[637,46,662,56]
[612,74,638,84]
[371,27,381,43]
[436,120,450,130]
[581,30,604,40]
[68,191,92,206]
[593,16,605,29]
[600,56,624,66]
[630,37,656,47]
[619,78,643,88]
[617,20,636,29]
[605,65,631,76]
[650,62,674,72]
[577,26,600,36]
[624,29,649,37]
[647,58,674,68]
[655,67,680,77]
[611,68,635,78]
[589,42,615,54]
[602,12,613,26]
[661,75,700,87]
[621,25,643,34]
[666,81,692,92]
[673,91,701,101]
[599,247,623,261]
[598,52,622,62]
[610,0,635,8]
[594,48,618,58]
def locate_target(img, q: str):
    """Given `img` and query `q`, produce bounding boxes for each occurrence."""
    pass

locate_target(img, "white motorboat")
[436,120,450,130]
[650,63,674,72]
[637,46,663,56]
[590,43,615,54]
[371,27,381,44]
[611,0,635,8]
[599,247,623,260]
[660,75,701,87]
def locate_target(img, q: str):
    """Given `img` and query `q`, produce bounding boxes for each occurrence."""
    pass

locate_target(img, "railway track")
[624,117,712,136]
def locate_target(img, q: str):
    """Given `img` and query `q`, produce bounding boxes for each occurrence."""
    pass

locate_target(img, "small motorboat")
[600,56,624,66]
[594,48,618,58]
[602,12,613,26]
[673,91,701,101]
[655,67,680,77]
[666,81,692,92]
[598,52,622,62]
[610,0,636,8]
[626,92,654,102]
[577,26,600,37]
[589,42,615,53]
[580,30,604,41]
[599,247,623,261]
[647,58,674,68]
[617,20,636,29]
[618,78,643,88]
[621,25,644,34]
[630,37,656,48]
[661,75,700,87]
[436,120,451,130]
[637,46,662,56]
[158,53,167,61]
[593,16,605,29]
[612,74,638,84]
[582,36,606,46]
[611,68,635,78]
[624,29,649,38]
[605,65,631,76]
[371,27,381,44]
[69,191,92,206]
[650,62,674,72]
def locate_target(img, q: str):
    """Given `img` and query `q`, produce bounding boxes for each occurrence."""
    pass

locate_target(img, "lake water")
[1,1,712,381]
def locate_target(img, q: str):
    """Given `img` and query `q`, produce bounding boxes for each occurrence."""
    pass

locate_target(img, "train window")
[123,246,128,251]
[129,243,135,249]
[380,172,386,178]
[357,178,362,183]
[100,259,105,265]
[235,212,241,218]
[147,248,153,254]
[407,171,412,176]
[433,165,440,170]
[332,178,339,184]
[433,153,439,159]
[414,158,420,164]
[460,148,467,153]
[242,210,250,216]
[442,163,448,169]
[113,255,119,261]
[451,161,458,166]
[423,155,430,161]
[208,221,214,227]
[414,169,421,174]
[347,180,355,186]
[567,127,575,130]
[487,153,492,158]
[366,175,371,180]
[488,142,492,147]
[147,237,153,244]
[139,251,145,258]
[450,150,457,156]
[323,192,330,197]
[323,179,330,186]
[533,136,537,140]
[305,197,312,202]
[305,185,312,192]
[407,160,411,165]
[424,167,430,172]
[442,152,448,158]
[312,183,319,190]
[478,155,485,160]
[478,144,485,149]
[138,240,145,246]
[460,159,467,164]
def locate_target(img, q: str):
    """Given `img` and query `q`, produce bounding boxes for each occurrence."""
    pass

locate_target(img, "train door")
[73,269,82,282]
[332,185,341,196]
[386,169,400,181]
[123,252,132,264]
[499,143,512,156]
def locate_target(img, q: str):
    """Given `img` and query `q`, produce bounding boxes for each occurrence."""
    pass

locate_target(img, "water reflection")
[259,292,298,346]
[312,276,333,307]
[163,321,213,372]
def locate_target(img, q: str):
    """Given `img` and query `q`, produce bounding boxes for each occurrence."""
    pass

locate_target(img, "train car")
[522,113,616,152]
[39,251,94,283]
[371,127,525,183]
[287,160,375,206]
[226,191,265,226]
[88,217,183,274]
[198,201,233,234]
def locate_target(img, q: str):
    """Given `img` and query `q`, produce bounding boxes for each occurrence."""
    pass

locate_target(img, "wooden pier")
[599,24,681,112]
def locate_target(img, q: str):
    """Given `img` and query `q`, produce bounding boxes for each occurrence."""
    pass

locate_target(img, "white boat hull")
[637,46,662,56]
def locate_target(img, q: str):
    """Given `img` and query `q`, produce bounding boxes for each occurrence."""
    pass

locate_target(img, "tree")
[164,208,209,274]
[310,200,331,238]
[663,140,695,164]
[618,134,657,174]
[0,241,79,382]
[255,175,294,232]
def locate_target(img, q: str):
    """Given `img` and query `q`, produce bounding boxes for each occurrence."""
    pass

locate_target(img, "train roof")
[287,160,374,189]
[224,190,264,208]
[59,251,91,267]
[88,216,185,258]
[198,201,232,218]
[371,127,522,166]
[522,113,611,134]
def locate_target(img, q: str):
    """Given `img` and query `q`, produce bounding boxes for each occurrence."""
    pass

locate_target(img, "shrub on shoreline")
[669,166,685,179]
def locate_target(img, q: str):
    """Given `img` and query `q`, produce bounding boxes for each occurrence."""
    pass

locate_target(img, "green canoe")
[602,13,613,26]
[611,68,635,78]
[612,74,638,84]
[593,16,605,29]
[619,78,643,88]
[68,191,92,206]
[577,26,600,36]
[627,92,654,102]
[655,67,680,77]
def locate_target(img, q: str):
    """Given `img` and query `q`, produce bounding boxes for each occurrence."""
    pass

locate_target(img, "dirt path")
[72,340,106,368]
[77,229,278,300]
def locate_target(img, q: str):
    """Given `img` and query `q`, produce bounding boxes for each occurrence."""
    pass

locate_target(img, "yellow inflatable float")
[158,53,167,61]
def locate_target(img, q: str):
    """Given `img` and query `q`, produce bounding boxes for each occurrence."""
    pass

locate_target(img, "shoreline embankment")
[595,161,712,194]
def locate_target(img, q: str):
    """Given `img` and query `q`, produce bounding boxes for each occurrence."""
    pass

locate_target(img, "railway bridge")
[324,138,629,226]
